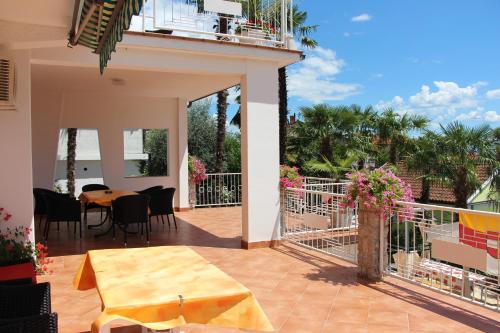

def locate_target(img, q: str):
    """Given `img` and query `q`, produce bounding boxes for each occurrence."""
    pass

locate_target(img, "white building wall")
[0,50,34,240]
[31,90,188,208]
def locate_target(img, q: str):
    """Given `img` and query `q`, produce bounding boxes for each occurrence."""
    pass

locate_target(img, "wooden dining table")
[73,246,273,333]
[78,189,138,237]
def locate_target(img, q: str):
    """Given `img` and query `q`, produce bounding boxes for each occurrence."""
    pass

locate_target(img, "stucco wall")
[31,90,184,206]
[0,50,34,239]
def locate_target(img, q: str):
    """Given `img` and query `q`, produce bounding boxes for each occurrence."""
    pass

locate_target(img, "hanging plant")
[341,167,414,219]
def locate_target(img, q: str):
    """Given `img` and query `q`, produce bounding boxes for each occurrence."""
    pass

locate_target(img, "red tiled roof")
[396,162,491,203]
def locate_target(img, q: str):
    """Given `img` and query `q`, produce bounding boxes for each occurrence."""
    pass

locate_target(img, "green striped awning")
[69,0,144,74]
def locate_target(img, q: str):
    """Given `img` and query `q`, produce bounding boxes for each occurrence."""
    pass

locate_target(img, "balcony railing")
[130,0,293,48]
[195,173,242,207]
[387,201,500,310]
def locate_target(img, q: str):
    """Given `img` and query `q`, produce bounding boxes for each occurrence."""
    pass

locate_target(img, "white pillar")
[0,50,34,241]
[176,98,189,210]
[240,61,280,249]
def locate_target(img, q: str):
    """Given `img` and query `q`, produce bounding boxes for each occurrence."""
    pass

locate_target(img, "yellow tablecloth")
[79,190,138,207]
[73,246,273,332]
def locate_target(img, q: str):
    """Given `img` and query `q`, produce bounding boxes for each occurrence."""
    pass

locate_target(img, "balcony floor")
[37,207,499,333]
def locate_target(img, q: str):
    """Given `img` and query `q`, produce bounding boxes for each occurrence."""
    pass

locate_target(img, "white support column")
[240,61,280,249]
[0,50,34,241]
[176,98,189,210]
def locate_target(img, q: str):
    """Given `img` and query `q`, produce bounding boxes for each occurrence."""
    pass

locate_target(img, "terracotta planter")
[357,206,388,281]
[0,259,37,283]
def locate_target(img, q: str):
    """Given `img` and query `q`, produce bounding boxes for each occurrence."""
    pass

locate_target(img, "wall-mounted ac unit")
[0,58,15,111]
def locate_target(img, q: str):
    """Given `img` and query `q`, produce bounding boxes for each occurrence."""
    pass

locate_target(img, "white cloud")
[351,14,372,22]
[376,81,500,124]
[484,111,500,122]
[486,88,500,99]
[408,81,482,111]
[288,47,362,103]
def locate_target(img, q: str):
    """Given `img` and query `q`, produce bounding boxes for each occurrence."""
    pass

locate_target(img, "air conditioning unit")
[0,58,15,111]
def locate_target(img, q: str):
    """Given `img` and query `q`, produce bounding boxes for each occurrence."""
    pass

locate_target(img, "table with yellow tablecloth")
[73,246,273,333]
[79,190,138,207]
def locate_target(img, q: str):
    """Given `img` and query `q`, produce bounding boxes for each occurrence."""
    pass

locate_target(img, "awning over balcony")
[69,0,143,73]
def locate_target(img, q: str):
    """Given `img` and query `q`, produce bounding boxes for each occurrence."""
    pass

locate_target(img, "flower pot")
[0,259,36,283]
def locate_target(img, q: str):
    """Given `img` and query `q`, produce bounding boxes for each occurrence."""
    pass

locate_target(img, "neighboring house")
[54,129,148,196]
[0,0,302,248]
[397,162,498,211]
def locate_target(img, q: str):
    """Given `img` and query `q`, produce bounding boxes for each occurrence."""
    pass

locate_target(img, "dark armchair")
[81,184,109,224]
[41,191,81,240]
[112,195,150,246]
[0,313,58,333]
[136,185,163,195]
[149,188,177,229]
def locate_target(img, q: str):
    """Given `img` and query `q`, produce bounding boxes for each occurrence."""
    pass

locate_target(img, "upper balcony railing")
[129,0,294,49]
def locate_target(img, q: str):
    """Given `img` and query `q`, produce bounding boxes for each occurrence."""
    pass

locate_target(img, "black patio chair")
[112,195,150,246]
[136,185,163,195]
[149,188,177,229]
[81,184,109,224]
[0,313,58,333]
[41,191,81,240]
[0,282,51,320]
[0,278,33,286]
[33,189,70,230]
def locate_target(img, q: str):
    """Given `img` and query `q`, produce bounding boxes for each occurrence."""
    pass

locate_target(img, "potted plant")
[188,156,208,208]
[280,165,303,189]
[0,207,52,283]
[341,167,414,280]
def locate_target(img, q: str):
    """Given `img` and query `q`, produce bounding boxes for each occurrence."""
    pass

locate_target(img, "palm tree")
[66,128,77,197]
[434,122,498,208]
[305,153,359,181]
[278,4,317,164]
[215,90,228,173]
[376,108,428,164]
[406,134,440,203]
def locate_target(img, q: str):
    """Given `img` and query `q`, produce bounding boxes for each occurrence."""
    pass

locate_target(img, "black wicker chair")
[41,191,81,240]
[0,278,33,286]
[136,185,163,195]
[0,283,51,320]
[81,184,109,224]
[33,188,47,229]
[149,188,177,229]
[112,195,150,246]
[0,313,58,333]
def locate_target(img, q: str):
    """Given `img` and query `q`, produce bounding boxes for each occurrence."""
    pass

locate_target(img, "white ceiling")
[31,64,241,101]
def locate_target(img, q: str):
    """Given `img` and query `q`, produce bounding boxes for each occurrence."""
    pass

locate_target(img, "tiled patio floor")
[37,207,499,333]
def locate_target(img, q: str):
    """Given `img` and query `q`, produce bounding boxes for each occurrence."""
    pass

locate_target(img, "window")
[124,128,168,177]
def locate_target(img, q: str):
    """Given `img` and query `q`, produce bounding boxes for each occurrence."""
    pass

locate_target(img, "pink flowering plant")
[188,156,208,185]
[0,207,52,274]
[342,168,414,219]
[280,165,303,189]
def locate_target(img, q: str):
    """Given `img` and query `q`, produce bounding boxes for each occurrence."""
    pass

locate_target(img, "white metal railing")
[303,177,349,194]
[387,201,500,310]
[130,0,291,48]
[195,173,242,207]
[281,187,358,263]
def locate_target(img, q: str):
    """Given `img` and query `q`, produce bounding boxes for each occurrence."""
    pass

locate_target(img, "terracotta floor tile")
[35,207,500,333]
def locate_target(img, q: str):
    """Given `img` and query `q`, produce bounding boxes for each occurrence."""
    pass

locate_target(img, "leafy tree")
[188,99,217,172]
[224,132,241,173]
[304,153,358,181]
[433,122,498,208]
[139,129,168,176]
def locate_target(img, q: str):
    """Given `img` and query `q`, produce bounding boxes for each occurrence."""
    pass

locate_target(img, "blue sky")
[285,0,500,128]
